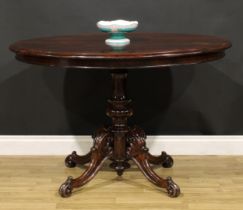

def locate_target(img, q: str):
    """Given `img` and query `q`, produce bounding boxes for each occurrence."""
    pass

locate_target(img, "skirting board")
[0,135,243,155]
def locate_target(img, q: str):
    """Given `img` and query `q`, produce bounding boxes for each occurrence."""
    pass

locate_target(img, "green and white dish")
[97,20,138,49]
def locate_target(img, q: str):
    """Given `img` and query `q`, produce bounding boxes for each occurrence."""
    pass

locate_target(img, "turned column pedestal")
[60,70,179,197]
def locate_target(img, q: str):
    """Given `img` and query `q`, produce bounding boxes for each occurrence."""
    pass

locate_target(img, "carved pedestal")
[59,71,180,198]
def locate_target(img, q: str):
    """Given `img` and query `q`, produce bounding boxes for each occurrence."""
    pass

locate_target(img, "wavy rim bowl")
[97,20,138,32]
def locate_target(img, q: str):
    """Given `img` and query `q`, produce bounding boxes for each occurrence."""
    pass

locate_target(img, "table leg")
[65,151,92,168]
[148,151,174,168]
[59,127,112,197]
[127,126,180,197]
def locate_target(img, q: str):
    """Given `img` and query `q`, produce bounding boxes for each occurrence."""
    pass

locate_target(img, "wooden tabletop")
[9,33,231,69]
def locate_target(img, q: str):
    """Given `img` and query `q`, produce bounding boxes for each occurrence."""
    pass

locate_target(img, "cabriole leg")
[59,127,112,197]
[127,126,180,197]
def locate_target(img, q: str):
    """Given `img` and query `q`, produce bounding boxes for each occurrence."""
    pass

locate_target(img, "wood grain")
[9,33,231,69]
[0,156,242,210]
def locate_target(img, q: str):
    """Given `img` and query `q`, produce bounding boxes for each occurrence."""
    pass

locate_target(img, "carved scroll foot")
[59,127,112,197]
[127,126,180,197]
[162,152,174,168]
[59,176,73,197]
[65,151,92,168]
[166,176,180,197]
[148,151,174,168]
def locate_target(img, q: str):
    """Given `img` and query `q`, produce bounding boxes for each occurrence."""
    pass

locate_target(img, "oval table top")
[9,33,231,69]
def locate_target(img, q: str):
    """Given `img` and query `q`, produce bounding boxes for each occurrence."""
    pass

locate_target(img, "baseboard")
[0,135,243,155]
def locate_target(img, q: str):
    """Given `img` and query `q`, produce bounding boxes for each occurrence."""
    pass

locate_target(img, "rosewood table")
[10,33,231,198]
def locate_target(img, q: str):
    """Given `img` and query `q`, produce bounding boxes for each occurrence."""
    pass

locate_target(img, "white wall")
[1,136,243,155]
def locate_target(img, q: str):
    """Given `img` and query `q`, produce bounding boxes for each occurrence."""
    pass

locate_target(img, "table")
[10,33,231,198]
